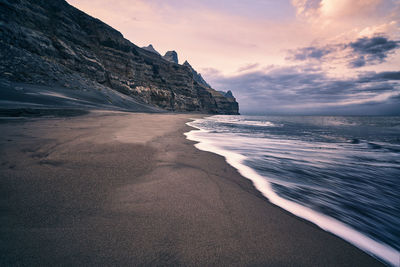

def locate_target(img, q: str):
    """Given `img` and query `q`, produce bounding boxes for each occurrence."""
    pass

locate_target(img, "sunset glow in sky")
[67,0,400,114]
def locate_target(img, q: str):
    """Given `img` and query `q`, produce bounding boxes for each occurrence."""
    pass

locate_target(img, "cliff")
[141,44,161,56]
[163,51,179,64]
[183,61,211,88]
[218,90,235,99]
[0,0,239,114]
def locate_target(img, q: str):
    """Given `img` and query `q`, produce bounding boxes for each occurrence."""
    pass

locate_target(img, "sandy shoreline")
[0,111,382,266]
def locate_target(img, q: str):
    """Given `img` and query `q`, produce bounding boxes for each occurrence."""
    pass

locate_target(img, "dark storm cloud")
[350,37,398,54]
[287,36,399,68]
[286,46,334,61]
[349,37,399,67]
[206,67,400,115]
[375,71,400,80]
[358,71,400,82]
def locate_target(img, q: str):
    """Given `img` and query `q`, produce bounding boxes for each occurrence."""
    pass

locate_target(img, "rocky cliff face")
[183,61,211,88]
[163,51,179,64]
[0,0,239,114]
[142,44,161,56]
[218,90,235,99]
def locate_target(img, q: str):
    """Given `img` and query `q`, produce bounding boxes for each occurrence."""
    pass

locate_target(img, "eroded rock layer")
[0,0,239,114]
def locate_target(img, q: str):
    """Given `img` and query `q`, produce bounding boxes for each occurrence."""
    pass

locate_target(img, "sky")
[67,0,400,115]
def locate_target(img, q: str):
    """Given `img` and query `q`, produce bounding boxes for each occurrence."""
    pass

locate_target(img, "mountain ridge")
[142,44,161,56]
[0,0,239,114]
[163,51,179,64]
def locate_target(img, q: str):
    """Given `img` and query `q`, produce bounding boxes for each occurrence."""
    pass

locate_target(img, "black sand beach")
[0,111,383,266]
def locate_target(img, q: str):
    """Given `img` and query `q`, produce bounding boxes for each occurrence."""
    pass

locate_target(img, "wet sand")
[0,111,383,266]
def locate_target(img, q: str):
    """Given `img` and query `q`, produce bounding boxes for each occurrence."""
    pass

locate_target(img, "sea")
[185,115,400,266]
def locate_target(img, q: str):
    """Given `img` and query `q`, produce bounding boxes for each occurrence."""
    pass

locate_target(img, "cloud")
[371,71,400,80]
[287,36,399,69]
[358,71,400,82]
[358,21,399,38]
[206,66,400,115]
[349,36,399,67]
[292,0,386,20]
[237,63,260,73]
[291,0,321,18]
[319,0,383,19]
[286,46,336,61]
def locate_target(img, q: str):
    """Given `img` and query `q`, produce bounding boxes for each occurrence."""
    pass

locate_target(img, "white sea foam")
[226,120,276,127]
[185,119,400,267]
[211,115,277,127]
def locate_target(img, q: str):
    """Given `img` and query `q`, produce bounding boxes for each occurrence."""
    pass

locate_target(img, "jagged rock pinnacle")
[163,51,178,64]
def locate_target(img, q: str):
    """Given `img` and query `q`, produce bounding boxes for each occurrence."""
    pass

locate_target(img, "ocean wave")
[210,115,278,127]
[185,117,400,266]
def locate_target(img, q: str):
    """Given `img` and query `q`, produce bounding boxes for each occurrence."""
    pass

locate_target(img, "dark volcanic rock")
[142,44,161,56]
[0,0,239,114]
[163,51,179,64]
[183,61,211,88]
[218,90,234,99]
[182,61,238,114]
